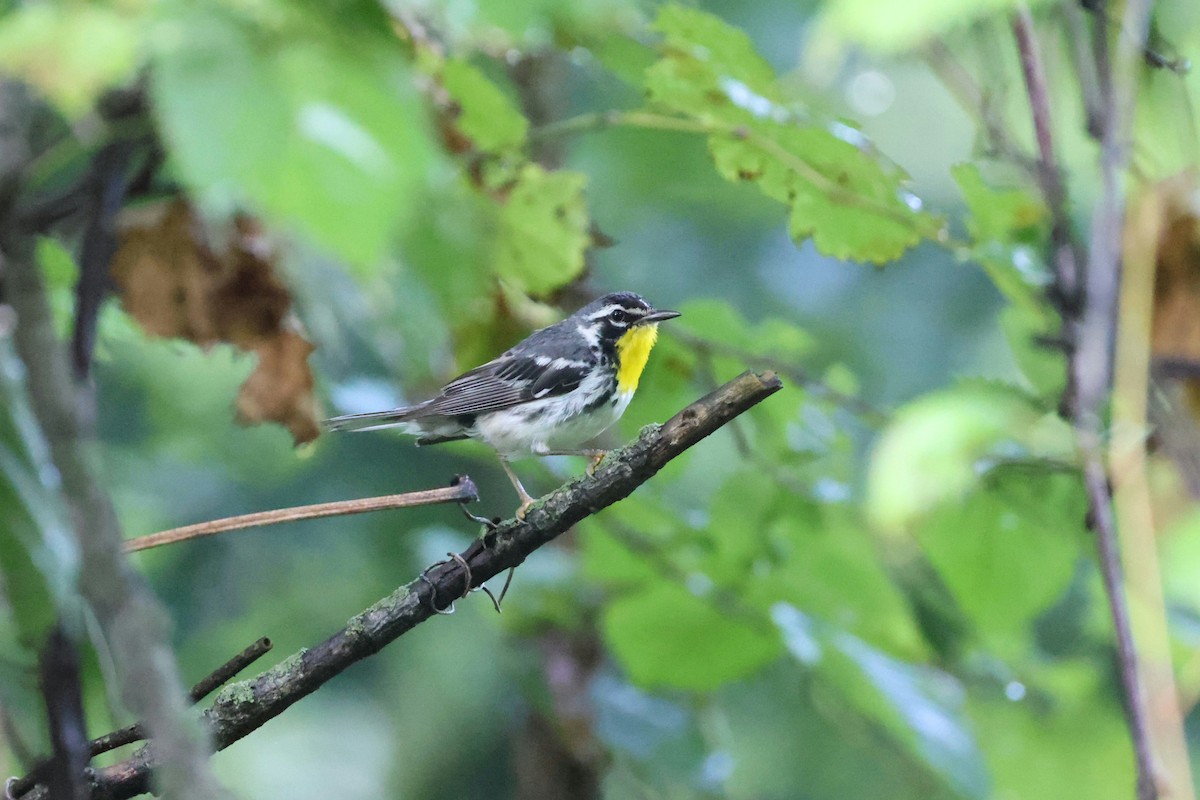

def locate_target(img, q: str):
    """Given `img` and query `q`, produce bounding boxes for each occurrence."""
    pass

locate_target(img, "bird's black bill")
[641,309,681,323]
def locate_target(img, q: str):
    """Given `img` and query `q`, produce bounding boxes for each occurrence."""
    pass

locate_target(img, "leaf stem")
[532,110,936,239]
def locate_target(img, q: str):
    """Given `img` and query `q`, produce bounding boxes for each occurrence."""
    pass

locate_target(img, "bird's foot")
[586,450,609,476]
[417,551,473,615]
[516,496,535,520]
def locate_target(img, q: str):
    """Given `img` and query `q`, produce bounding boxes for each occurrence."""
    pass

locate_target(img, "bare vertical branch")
[1086,1,1193,798]
[1013,4,1187,798]
[1113,181,1196,800]
[1012,6,1082,312]
[0,84,225,800]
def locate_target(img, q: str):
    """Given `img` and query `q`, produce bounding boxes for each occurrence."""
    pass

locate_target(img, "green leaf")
[440,60,528,152]
[1159,508,1200,612]
[0,339,76,650]
[705,470,782,578]
[758,505,928,655]
[580,31,658,87]
[952,164,1062,395]
[710,130,938,263]
[867,382,1070,531]
[917,466,1084,650]
[774,605,989,798]
[36,237,78,338]
[0,460,59,648]
[952,163,1051,309]
[493,165,590,294]
[150,3,431,267]
[971,663,1134,800]
[644,4,940,263]
[1001,303,1066,396]
[651,4,779,101]
[953,164,1048,244]
[0,5,141,116]
[603,583,783,690]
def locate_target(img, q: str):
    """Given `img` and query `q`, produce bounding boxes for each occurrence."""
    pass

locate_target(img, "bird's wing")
[420,352,593,417]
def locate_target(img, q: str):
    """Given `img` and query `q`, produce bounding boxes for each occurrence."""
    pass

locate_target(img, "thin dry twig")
[123,480,480,553]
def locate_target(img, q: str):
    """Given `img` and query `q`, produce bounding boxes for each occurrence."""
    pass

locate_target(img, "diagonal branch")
[38,370,781,800]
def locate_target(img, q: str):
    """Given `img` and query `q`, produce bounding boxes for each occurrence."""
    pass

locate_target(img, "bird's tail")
[324,405,425,433]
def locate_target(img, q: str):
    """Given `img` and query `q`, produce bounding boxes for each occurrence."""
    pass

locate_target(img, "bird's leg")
[539,448,610,475]
[498,456,537,519]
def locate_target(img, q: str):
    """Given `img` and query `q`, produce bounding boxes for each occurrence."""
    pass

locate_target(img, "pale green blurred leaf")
[150,2,431,267]
[971,663,1134,800]
[650,3,779,102]
[952,164,1062,395]
[817,0,1056,53]
[774,605,989,798]
[867,382,1071,531]
[953,163,1048,244]
[0,4,141,115]
[36,237,77,337]
[603,583,782,690]
[952,163,1051,312]
[917,466,1084,650]
[1001,303,1066,396]
[758,504,927,655]
[441,60,528,152]
[1160,508,1200,612]
[493,165,590,294]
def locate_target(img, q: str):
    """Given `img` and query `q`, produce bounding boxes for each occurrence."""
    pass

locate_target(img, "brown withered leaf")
[110,200,321,445]
[236,330,320,444]
[1151,173,1200,374]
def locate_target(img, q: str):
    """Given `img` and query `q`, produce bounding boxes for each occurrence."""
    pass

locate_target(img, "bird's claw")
[586,450,607,476]
[515,497,535,520]
[460,502,499,531]
[417,552,474,615]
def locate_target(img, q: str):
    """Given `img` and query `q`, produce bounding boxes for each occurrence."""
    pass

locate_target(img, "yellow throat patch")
[615,323,660,394]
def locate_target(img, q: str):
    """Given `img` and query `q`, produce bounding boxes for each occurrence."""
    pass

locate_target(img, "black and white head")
[574,292,681,345]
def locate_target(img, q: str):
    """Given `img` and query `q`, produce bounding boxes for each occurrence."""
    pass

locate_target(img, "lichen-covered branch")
[53,370,780,799]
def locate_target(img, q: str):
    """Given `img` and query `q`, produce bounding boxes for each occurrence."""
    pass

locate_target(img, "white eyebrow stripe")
[587,303,649,321]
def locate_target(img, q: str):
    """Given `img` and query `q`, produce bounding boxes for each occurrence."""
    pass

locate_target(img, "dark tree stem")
[1012,6,1082,313]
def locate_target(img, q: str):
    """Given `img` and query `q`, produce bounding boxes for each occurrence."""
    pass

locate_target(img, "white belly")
[474,385,633,457]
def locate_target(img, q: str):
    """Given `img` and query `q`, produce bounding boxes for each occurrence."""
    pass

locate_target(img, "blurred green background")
[3,0,1200,798]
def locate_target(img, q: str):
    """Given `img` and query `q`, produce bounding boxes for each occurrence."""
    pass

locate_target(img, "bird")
[326,291,681,517]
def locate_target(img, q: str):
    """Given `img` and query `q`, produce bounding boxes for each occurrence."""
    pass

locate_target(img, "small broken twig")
[123,479,479,553]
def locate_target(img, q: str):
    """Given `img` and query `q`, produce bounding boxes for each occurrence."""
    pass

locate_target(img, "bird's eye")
[609,309,627,323]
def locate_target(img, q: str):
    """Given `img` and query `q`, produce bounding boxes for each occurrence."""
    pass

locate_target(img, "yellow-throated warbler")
[327,292,680,515]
